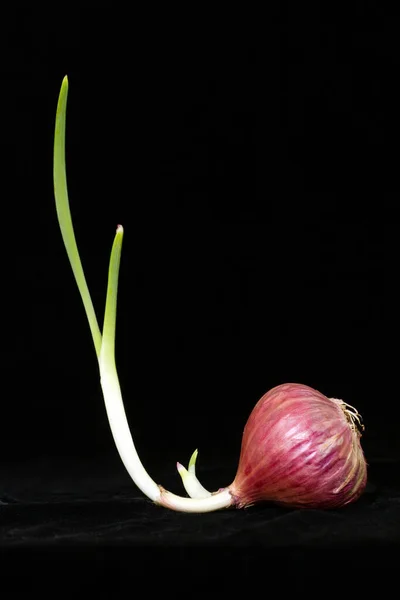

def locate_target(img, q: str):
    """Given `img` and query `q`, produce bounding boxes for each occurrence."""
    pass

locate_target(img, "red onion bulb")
[229,383,367,509]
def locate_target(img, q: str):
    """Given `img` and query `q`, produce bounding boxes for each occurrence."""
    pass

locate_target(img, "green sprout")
[53,76,232,513]
[177,449,212,499]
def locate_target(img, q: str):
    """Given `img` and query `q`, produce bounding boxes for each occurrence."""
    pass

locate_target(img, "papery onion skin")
[229,383,367,509]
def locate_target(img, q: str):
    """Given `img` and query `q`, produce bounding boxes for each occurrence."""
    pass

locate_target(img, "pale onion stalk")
[99,226,161,502]
[53,75,233,513]
[177,449,212,499]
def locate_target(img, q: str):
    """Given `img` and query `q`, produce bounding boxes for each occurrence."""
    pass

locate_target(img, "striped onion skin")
[229,383,367,509]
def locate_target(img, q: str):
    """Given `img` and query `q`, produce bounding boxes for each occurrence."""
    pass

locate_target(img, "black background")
[1,6,399,594]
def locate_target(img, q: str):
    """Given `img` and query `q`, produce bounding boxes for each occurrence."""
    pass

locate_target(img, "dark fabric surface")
[1,454,399,593]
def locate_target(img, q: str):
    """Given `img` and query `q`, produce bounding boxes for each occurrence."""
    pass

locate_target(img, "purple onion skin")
[229,383,367,509]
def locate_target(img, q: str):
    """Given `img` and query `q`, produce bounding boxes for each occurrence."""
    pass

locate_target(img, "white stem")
[99,366,162,503]
[159,487,233,513]
[100,365,234,512]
